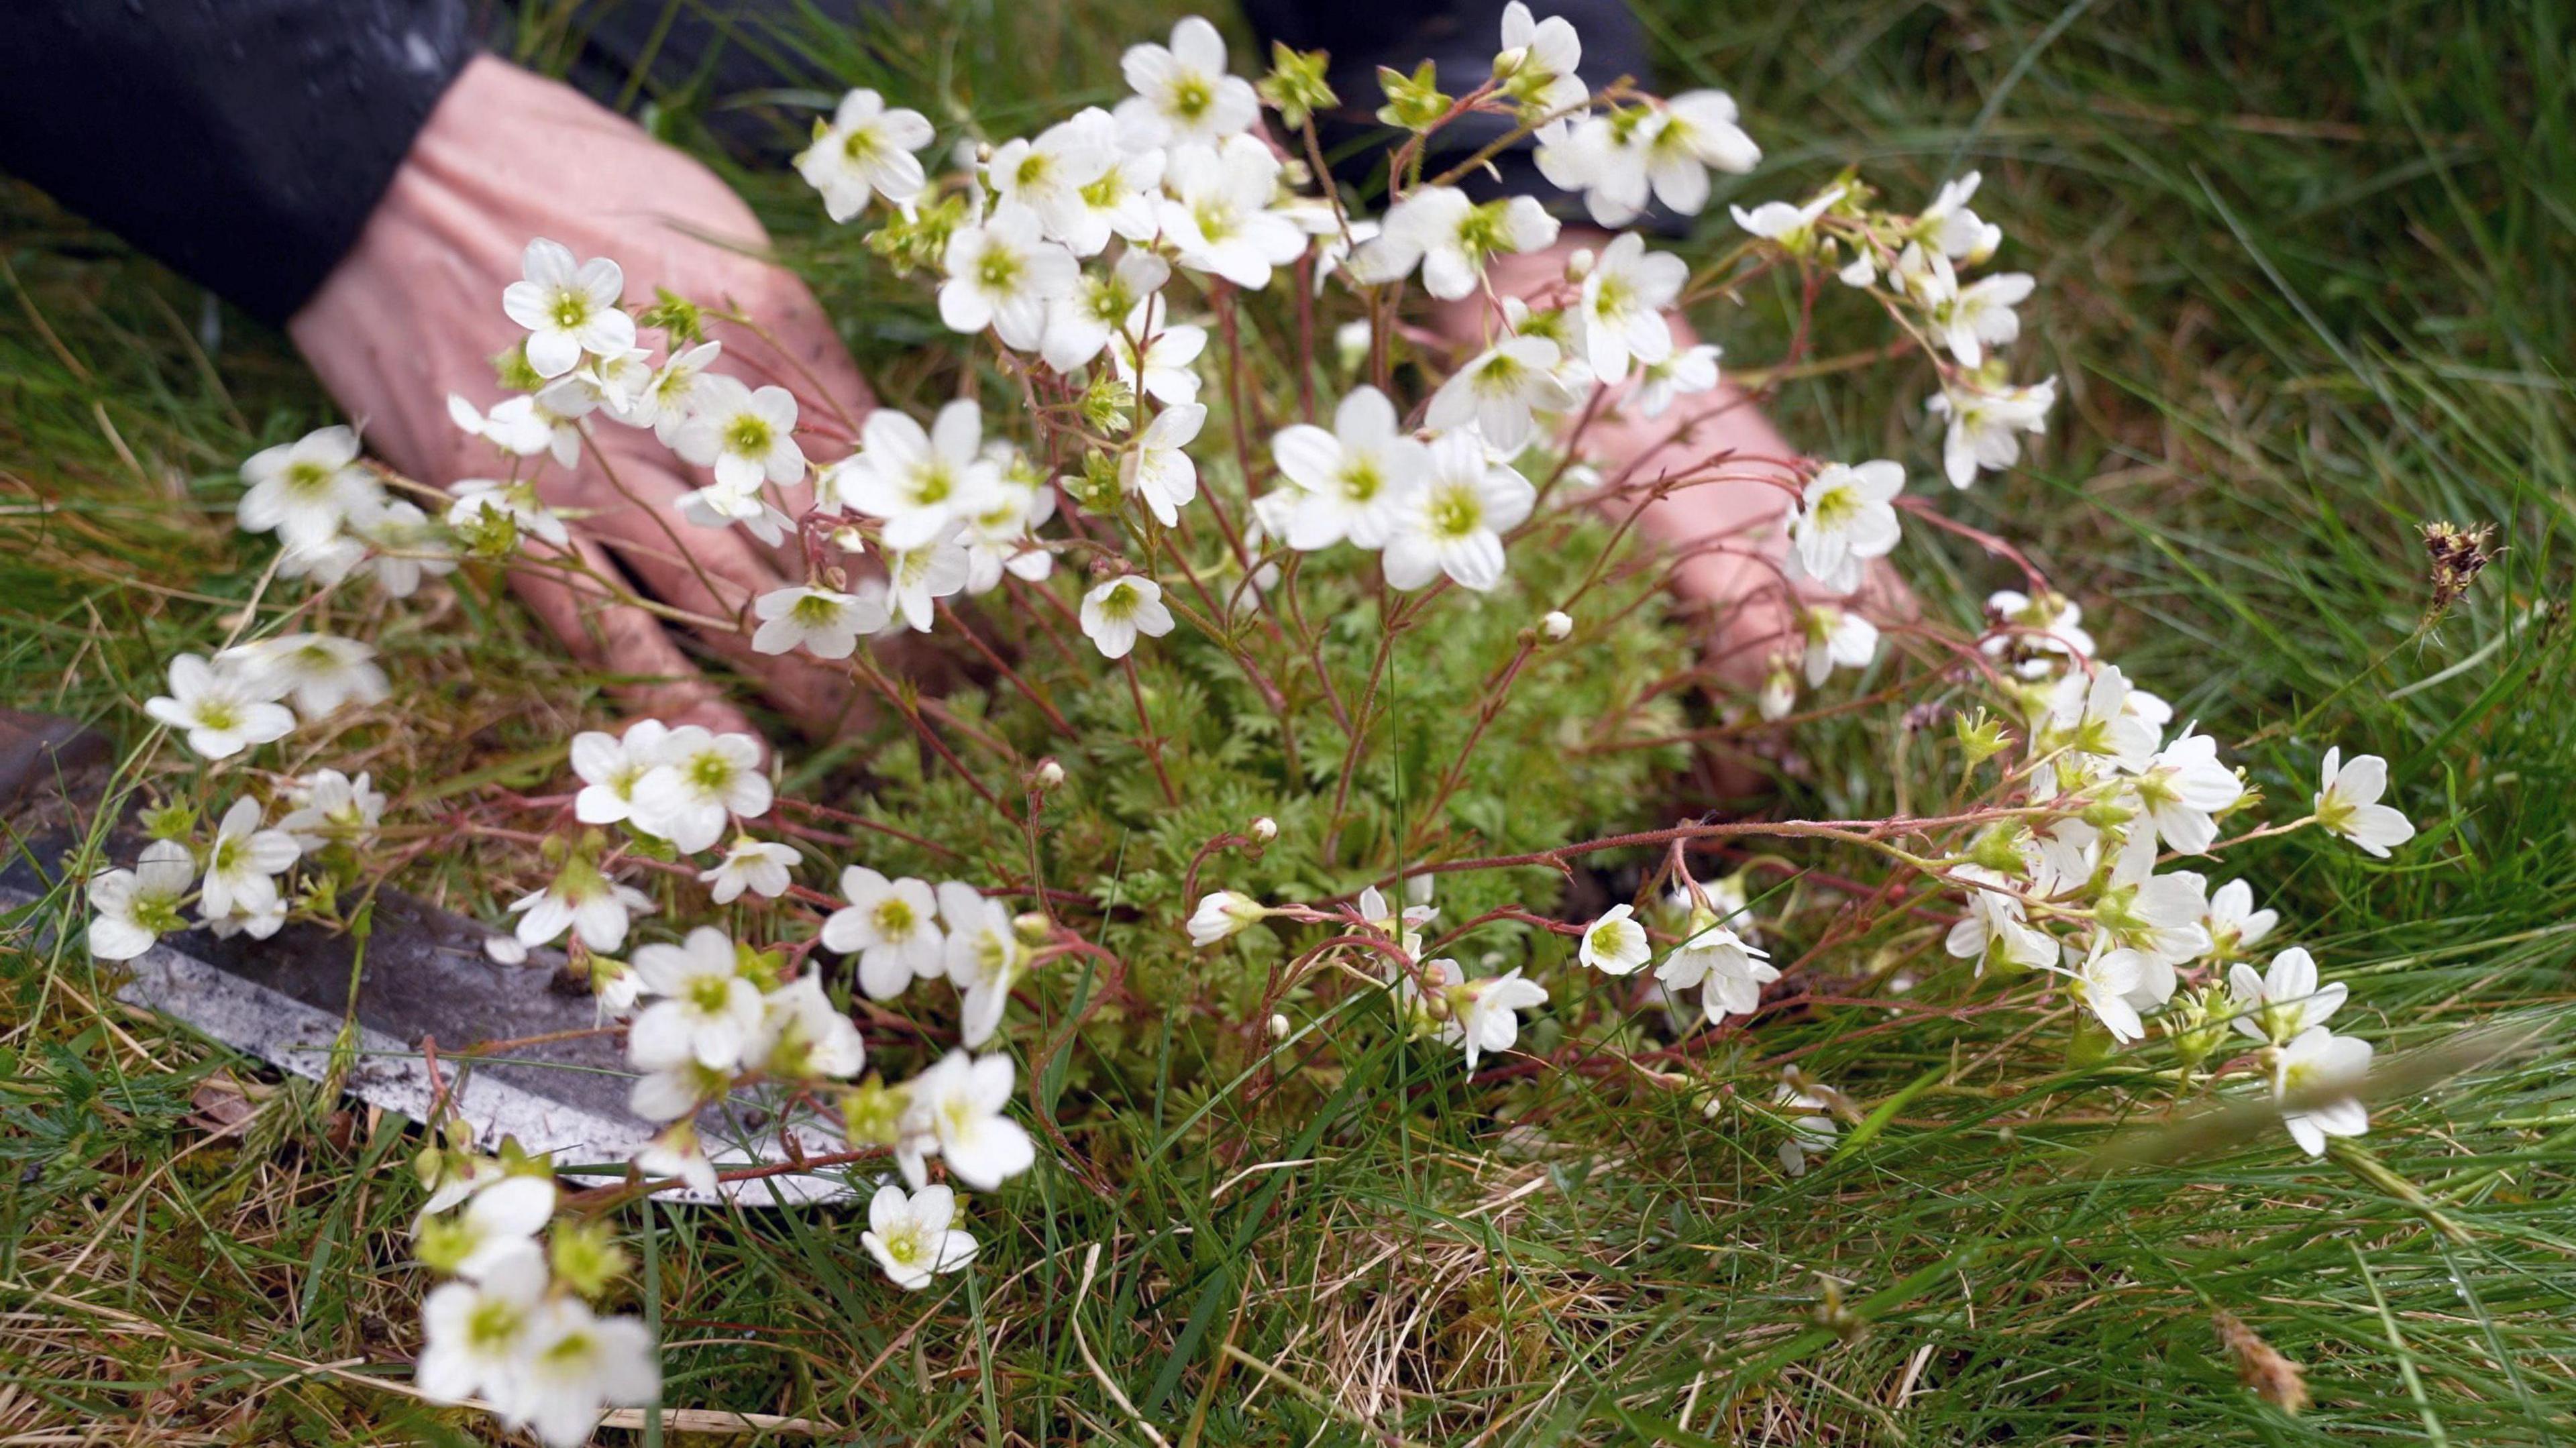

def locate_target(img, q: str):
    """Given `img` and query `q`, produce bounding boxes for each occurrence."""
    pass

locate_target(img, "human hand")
[290,56,869,735]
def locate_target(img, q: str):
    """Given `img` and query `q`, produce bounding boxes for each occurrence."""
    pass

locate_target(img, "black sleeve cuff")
[0,0,480,326]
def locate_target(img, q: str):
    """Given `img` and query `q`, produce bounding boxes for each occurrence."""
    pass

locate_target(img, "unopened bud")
[1032,757,1065,789]
[1012,911,1053,947]
[1491,44,1529,80]
[1268,1012,1291,1040]
[1249,816,1278,842]
[1564,247,1596,282]
[1540,609,1573,641]
[828,524,868,556]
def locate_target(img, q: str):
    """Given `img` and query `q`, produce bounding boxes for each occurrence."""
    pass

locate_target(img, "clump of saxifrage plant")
[81,9,2427,1441]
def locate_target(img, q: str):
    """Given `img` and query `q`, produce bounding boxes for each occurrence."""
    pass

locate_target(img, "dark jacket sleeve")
[1238,0,1662,220]
[0,1,481,326]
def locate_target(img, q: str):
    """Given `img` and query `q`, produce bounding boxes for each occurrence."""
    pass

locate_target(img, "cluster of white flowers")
[236,425,460,594]
[411,1169,656,1447]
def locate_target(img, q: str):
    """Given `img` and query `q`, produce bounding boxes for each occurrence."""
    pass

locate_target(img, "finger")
[574,474,865,738]
[503,534,753,736]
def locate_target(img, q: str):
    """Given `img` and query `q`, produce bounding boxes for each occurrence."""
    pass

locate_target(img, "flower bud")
[1249,816,1278,842]
[1268,1012,1291,1040]
[1564,247,1595,281]
[828,524,869,556]
[1012,911,1053,947]
[1187,890,1269,948]
[1033,757,1066,790]
[1540,610,1573,642]
[1491,44,1529,81]
[1758,655,1799,722]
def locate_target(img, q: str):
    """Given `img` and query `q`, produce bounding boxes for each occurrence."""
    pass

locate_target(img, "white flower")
[2061,934,2148,1043]
[796,88,933,221]
[349,498,457,598]
[1772,1076,1840,1176]
[1159,134,1307,290]
[2229,946,2346,1046]
[882,536,973,632]
[1784,459,1905,596]
[87,840,195,962]
[627,341,725,443]
[1269,386,1428,551]
[1900,246,2033,369]
[750,583,888,660]
[863,1182,979,1290]
[1982,589,2093,677]
[940,207,1080,353]
[2201,879,2278,960]
[1382,431,1535,592]
[631,726,771,854]
[959,474,1057,591]
[1061,111,1167,256]
[1187,890,1266,948]
[1633,343,1721,419]
[908,1048,1036,1190]
[443,392,552,461]
[238,425,376,548]
[822,867,947,1000]
[144,653,294,760]
[1494,1,1587,140]
[1656,921,1778,1021]
[748,973,865,1079]
[1578,903,1650,976]
[833,400,1004,549]
[1534,111,1656,229]
[700,837,798,904]
[635,1122,718,1192]
[1426,335,1574,455]
[938,883,1025,1048]
[671,374,806,493]
[277,768,386,850]
[2044,664,2159,775]
[1576,231,1686,384]
[1928,376,2055,488]
[419,1174,557,1283]
[500,239,635,378]
[1798,604,1878,686]
[509,856,652,952]
[1108,311,1209,406]
[1729,184,1845,255]
[447,477,570,550]
[2274,1025,2372,1157]
[2133,727,2243,854]
[1121,402,1206,525]
[1636,90,1760,215]
[505,1298,659,1448]
[1942,865,2055,974]
[1916,170,2002,261]
[988,115,1116,246]
[2314,748,2415,858]
[571,720,669,827]
[627,926,764,1071]
[1080,575,1176,660]
[627,1056,732,1124]
[1348,187,1559,300]
[1399,961,1548,1070]
[568,345,654,418]
[416,1240,546,1408]
[1042,249,1171,372]
[1115,16,1258,148]
[225,632,387,720]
